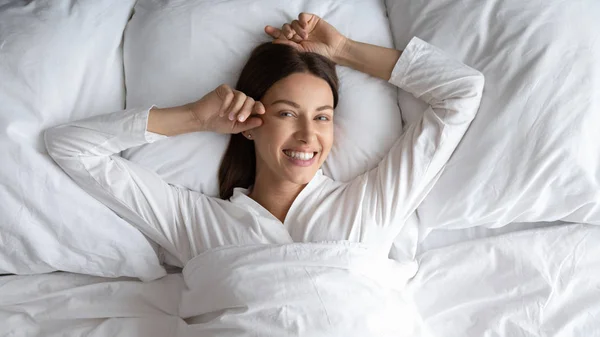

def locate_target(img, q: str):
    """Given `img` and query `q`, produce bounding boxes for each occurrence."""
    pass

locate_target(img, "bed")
[1,0,599,336]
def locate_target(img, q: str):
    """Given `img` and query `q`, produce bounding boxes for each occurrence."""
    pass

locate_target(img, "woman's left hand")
[265,13,348,62]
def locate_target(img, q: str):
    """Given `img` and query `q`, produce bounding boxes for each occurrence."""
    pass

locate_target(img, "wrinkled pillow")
[0,0,165,280]
[386,0,600,230]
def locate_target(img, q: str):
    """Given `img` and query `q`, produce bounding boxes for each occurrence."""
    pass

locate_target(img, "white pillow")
[386,0,600,230]
[122,0,402,196]
[0,0,165,280]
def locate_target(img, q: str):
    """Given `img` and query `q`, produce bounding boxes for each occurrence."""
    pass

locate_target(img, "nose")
[294,118,316,144]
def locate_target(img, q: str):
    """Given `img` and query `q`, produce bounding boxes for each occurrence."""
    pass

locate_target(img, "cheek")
[254,121,287,152]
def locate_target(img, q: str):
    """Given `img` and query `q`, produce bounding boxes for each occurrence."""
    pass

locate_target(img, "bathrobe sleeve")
[44,107,200,265]
[345,36,485,239]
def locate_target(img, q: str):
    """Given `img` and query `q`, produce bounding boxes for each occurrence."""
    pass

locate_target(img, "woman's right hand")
[188,84,265,134]
[265,13,348,63]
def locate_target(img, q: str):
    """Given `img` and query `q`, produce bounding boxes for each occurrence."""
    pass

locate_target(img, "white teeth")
[283,150,315,161]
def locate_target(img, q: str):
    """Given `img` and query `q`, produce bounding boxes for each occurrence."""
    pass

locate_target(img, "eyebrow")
[270,99,333,112]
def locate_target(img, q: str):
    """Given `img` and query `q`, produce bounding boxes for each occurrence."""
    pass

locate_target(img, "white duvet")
[410,223,600,337]
[3,224,600,336]
[179,242,424,336]
[1,242,426,337]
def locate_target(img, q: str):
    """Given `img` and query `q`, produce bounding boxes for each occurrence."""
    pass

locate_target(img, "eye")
[316,115,330,121]
[279,111,295,118]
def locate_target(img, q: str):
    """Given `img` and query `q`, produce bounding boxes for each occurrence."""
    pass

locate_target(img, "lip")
[284,147,318,153]
[282,150,318,167]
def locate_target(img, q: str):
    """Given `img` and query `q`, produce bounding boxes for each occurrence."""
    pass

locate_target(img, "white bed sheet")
[0,272,184,336]
[3,224,599,336]
[409,223,600,337]
[417,220,567,254]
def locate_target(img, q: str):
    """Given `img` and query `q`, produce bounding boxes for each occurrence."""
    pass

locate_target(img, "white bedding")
[179,242,425,336]
[0,272,184,336]
[0,0,165,280]
[3,0,597,281]
[2,0,599,335]
[386,0,600,232]
[3,224,599,336]
[410,223,600,337]
[418,220,566,254]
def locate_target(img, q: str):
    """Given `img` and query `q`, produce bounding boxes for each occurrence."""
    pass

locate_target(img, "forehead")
[262,72,334,108]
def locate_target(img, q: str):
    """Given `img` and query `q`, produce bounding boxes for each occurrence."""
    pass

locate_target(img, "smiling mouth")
[282,149,318,161]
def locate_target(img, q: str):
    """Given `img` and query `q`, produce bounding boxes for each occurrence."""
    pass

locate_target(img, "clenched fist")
[188,84,266,134]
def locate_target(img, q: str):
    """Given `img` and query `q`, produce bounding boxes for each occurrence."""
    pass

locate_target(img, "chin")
[284,168,318,185]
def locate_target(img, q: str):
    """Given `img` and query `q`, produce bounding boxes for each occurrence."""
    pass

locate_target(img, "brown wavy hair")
[218,42,339,199]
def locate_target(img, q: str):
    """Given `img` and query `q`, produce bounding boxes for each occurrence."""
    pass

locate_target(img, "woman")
[45,13,484,334]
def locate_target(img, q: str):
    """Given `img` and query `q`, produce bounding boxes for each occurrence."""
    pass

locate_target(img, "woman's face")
[250,72,334,186]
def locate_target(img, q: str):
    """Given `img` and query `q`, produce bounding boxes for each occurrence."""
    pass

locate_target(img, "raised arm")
[45,106,200,265]
[44,85,265,265]
[266,15,484,242]
[333,38,401,81]
[348,36,484,239]
[264,12,401,81]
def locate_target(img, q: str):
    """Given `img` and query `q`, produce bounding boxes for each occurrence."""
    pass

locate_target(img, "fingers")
[264,25,281,39]
[281,23,294,39]
[213,85,266,134]
[265,13,318,38]
[282,23,304,43]
[286,22,304,43]
[253,101,266,115]
[299,12,318,30]
[235,98,266,123]
[232,100,264,134]
[291,20,307,39]
[216,84,234,117]
[226,91,246,120]
[233,116,263,134]
[265,18,308,43]
[298,12,311,27]
[221,90,265,121]
[236,96,255,122]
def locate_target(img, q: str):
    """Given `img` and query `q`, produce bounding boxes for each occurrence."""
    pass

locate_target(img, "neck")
[249,171,306,223]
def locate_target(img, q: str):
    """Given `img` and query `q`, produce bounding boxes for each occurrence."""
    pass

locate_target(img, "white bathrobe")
[45,36,484,336]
